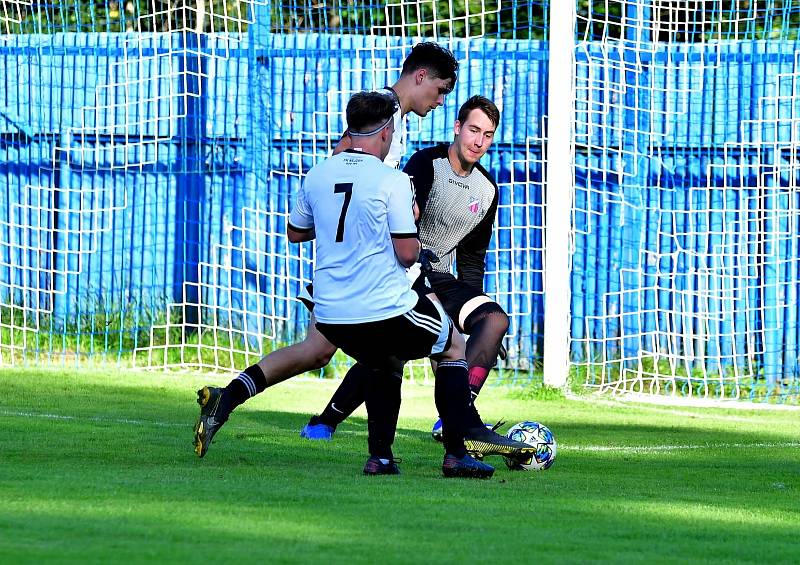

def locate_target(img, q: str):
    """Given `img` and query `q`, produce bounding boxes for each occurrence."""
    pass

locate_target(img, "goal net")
[573,1,800,403]
[0,1,547,383]
[1,1,798,403]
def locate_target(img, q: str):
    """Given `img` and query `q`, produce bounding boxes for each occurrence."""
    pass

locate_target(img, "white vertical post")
[543,1,576,387]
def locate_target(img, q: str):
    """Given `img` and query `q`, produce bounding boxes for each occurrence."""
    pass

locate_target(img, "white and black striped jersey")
[288,150,419,324]
[403,144,498,291]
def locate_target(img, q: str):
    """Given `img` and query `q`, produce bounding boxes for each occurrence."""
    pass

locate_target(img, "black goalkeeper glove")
[418,249,440,274]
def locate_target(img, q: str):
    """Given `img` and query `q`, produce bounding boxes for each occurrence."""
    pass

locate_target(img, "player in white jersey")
[193,43,458,459]
[287,91,493,477]
[288,131,419,325]
[335,42,458,168]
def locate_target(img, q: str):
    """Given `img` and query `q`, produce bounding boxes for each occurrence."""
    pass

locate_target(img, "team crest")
[468,197,480,214]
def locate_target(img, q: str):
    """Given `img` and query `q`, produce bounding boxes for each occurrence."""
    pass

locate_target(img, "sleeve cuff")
[288,222,314,233]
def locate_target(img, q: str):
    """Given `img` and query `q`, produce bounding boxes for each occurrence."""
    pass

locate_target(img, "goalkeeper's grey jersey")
[403,144,498,291]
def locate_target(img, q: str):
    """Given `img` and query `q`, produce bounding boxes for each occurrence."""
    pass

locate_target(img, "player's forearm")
[393,237,421,267]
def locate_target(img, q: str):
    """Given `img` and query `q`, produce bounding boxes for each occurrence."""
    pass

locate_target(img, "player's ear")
[415,68,427,84]
[453,120,461,135]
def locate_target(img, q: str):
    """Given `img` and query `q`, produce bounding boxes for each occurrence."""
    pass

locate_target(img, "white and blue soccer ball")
[504,421,557,470]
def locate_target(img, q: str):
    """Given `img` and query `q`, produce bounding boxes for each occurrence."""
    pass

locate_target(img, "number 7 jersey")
[288,150,419,324]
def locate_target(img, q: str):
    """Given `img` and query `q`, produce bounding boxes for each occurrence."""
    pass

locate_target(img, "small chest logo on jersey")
[448,178,469,190]
[468,197,480,214]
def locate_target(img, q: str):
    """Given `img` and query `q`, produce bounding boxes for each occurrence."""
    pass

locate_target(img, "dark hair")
[346,91,398,134]
[457,95,500,128]
[401,42,458,84]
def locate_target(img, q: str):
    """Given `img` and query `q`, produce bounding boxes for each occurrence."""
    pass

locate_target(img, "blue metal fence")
[1,31,799,393]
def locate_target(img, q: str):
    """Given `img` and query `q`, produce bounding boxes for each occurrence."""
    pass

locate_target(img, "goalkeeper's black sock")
[464,397,485,429]
[318,362,370,428]
[223,364,268,413]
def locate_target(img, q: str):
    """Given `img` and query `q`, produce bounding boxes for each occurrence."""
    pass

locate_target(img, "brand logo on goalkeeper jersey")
[468,197,480,214]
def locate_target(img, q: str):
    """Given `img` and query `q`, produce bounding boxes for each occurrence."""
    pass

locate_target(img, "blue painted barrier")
[0,32,799,395]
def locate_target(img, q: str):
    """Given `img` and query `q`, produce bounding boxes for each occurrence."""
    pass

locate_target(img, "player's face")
[452,109,496,166]
[412,70,453,117]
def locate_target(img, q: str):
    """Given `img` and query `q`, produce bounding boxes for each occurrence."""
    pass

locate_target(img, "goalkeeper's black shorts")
[413,271,497,333]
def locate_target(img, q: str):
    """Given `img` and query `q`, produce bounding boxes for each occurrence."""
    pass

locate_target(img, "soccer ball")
[503,421,556,470]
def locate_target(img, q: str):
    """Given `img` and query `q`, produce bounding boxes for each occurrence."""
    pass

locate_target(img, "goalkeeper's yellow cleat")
[463,425,535,460]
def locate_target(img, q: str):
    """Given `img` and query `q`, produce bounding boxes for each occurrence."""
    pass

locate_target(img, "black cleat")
[193,386,229,458]
[442,453,494,479]
[432,418,504,443]
[464,425,535,460]
[363,456,401,475]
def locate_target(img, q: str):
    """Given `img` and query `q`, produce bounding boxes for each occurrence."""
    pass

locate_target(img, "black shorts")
[413,271,495,332]
[315,291,453,370]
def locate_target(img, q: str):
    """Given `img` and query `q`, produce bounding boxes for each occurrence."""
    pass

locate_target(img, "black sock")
[224,364,267,412]
[434,359,470,458]
[464,397,485,429]
[365,368,402,460]
[318,362,371,428]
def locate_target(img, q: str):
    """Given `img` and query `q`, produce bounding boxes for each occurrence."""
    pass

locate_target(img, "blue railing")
[1,32,799,391]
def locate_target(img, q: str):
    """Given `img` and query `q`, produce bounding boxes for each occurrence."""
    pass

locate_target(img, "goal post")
[543,0,576,388]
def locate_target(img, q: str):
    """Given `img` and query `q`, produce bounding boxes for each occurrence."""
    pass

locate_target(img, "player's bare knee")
[303,319,338,368]
[306,343,336,369]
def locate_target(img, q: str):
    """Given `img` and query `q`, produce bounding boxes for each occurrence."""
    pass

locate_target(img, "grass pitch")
[2,368,799,564]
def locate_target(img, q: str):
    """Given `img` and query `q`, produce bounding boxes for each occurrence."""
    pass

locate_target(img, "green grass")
[2,368,799,564]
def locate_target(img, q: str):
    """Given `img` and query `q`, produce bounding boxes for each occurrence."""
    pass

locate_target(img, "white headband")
[349,114,395,137]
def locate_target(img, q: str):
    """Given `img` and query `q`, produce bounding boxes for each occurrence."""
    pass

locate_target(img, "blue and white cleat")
[300,415,335,441]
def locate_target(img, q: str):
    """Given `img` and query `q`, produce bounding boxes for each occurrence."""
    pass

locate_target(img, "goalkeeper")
[303,96,514,454]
